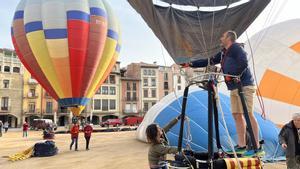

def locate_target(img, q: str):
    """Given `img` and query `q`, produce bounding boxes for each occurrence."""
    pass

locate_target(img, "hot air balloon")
[128,0,270,64]
[243,19,300,125]
[137,88,285,161]
[11,0,121,116]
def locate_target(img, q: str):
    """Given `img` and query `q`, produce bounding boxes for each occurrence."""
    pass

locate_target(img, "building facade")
[125,62,159,115]
[0,47,209,128]
[0,48,23,127]
[158,66,174,99]
[86,62,121,124]
[120,77,141,117]
[171,64,188,93]
[23,69,59,125]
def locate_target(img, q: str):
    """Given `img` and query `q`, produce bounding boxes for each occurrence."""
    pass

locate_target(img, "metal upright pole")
[207,80,214,166]
[237,82,258,151]
[178,85,189,152]
[213,88,222,150]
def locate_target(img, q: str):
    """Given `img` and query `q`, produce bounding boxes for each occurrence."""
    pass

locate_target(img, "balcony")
[0,106,11,112]
[27,92,38,98]
[124,109,138,114]
[44,108,54,114]
[44,94,52,99]
[124,97,139,101]
[28,78,38,85]
[26,108,40,114]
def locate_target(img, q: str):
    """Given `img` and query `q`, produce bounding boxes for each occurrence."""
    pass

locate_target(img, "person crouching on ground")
[83,123,93,150]
[279,113,300,169]
[146,115,182,169]
[70,122,80,151]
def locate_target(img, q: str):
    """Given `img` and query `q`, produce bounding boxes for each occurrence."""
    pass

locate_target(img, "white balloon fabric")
[245,19,300,125]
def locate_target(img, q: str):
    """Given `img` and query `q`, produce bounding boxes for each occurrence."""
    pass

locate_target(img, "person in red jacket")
[70,123,80,151]
[23,121,29,137]
[83,123,93,150]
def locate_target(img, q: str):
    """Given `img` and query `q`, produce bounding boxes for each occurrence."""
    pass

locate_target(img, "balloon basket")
[173,151,262,169]
[168,160,192,169]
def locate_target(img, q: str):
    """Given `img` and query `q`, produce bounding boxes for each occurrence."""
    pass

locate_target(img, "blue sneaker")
[243,148,265,157]
[226,145,247,154]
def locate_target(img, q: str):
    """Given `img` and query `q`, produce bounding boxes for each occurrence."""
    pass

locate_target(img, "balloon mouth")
[58,98,90,116]
[69,106,85,116]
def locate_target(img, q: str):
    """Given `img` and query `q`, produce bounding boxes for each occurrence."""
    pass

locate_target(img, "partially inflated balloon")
[128,0,270,64]
[11,0,121,116]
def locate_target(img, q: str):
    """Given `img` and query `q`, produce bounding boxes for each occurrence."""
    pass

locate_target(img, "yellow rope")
[9,146,34,162]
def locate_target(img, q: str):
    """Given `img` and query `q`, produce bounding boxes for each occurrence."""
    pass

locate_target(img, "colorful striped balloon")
[11,0,121,116]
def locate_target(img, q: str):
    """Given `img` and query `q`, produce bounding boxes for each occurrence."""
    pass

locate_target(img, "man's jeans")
[70,137,78,150]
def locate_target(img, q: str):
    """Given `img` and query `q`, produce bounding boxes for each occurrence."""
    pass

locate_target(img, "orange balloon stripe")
[258,69,300,106]
[12,19,59,100]
[51,57,72,97]
[290,41,300,54]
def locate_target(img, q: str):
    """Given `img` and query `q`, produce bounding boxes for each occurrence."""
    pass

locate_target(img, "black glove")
[176,114,182,121]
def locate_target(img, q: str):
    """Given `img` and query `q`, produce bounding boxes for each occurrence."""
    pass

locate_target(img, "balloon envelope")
[244,19,300,125]
[11,0,121,115]
[128,0,270,64]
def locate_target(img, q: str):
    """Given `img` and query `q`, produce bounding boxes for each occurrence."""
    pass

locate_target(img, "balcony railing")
[45,110,54,114]
[26,108,40,114]
[0,106,11,112]
[124,109,138,113]
[27,92,38,98]
[28,78,38,85]
[44,94,52,99]
[124,97,139,101]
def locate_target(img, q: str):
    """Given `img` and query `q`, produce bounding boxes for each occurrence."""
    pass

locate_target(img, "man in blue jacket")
[186,30,263,157]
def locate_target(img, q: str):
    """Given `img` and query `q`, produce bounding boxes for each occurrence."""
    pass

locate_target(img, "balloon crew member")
[146,115,182,169]
[70,122,80,151]
[279,113,300,169]
[184,30,263,157]
[83,123,93,150]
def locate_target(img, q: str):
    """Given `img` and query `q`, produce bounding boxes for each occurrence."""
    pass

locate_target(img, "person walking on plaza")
[279,113,300,169]
[70,122,80,151]
[4,121,9,133]
[23,121,29,137]
[83,123,93,150]
[0,120,3,137]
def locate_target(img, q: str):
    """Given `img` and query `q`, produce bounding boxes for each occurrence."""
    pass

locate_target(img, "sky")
[0,0,300,67]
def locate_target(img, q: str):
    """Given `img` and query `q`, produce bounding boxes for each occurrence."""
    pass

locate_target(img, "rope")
[175,0,209,59]
[184,117,193,150]
[215,86,243,169]
[251,0,287,55]
[154,0,183,109]
[209,0,217,48]
[8,146,34,161]
[245,31,266,119]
